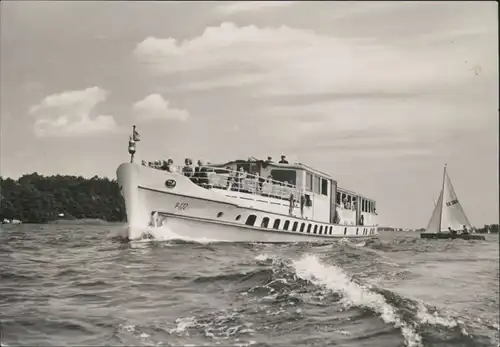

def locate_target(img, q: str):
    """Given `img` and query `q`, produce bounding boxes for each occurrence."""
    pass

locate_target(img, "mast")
[437,164,447,233]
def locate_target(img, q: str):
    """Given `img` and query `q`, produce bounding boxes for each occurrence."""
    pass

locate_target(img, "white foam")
[414,301,460,328]
[131,224,222,244]
[292,254,422,347]
[170,316,197,334]
[254,254,270,261]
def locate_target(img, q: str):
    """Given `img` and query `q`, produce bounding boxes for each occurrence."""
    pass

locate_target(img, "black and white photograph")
[0,1,498,346]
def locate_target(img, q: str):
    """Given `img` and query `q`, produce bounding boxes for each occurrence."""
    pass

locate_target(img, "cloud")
[133,22,486,97]
[215,1,294,15]
[132,94,189,121]
[29,87,118,137]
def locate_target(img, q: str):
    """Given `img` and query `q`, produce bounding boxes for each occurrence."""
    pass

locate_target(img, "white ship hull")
[116,163,379,242]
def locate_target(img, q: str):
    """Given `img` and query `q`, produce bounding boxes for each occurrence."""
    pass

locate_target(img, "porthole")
[235,214,241,221]
[217,212,223,218]
[245,215,256,226]
[273,219,281,229]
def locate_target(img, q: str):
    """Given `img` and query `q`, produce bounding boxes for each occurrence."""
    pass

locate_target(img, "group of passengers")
[142,155,295,195]
[142,159,176,172]
[339,197,357,211]
[142,158,214,187]
[448,225,473,235]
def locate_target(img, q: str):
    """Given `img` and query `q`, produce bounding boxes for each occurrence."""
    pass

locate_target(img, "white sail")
[440,169,472,231]
[425,189,443,233]
[425,165,472,233]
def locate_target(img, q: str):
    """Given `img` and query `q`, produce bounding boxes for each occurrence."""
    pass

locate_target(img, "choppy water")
[0,224,498,347]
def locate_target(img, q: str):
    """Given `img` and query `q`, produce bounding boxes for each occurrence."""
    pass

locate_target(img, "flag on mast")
[132,125,140,142]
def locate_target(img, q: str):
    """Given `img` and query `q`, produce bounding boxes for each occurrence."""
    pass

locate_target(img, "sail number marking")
[174,202,189,210]
[446,199,458,207]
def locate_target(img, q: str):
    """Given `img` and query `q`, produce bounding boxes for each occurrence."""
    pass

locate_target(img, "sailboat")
[420,165,485,240]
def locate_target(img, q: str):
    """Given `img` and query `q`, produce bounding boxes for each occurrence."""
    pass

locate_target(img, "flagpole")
[128,125,137,163]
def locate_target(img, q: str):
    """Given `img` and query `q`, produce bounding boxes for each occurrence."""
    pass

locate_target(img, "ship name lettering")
[174,202,189,210]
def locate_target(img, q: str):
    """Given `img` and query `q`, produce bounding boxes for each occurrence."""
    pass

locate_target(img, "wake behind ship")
[117,126,379,242]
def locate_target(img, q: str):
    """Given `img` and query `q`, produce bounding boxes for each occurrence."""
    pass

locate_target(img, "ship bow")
[117,163,149,240]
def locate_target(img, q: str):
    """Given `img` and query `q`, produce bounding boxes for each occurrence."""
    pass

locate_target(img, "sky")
[0,1,498,228]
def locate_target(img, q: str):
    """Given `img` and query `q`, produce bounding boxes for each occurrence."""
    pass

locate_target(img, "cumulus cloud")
[132,94,189,121]
[133,22,484,96]
[29,87,118,137]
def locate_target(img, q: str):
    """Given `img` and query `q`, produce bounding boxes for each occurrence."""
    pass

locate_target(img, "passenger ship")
[117,126,379,242]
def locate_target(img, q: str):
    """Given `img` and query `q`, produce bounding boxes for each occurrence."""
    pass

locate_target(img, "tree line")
[0,173,125,223]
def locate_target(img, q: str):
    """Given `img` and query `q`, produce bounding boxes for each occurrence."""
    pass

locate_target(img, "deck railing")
[178,165,303,201]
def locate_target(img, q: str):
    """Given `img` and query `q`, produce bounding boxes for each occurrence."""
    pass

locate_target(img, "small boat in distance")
[420,165,485,241]
[116,126,380,242]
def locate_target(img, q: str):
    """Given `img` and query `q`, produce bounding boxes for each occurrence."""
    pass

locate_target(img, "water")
[1,224,498,347]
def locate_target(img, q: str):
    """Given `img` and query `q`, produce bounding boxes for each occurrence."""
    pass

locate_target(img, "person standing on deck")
[279,155,289,164]
[182,158,194,177]
[300,194,306,218]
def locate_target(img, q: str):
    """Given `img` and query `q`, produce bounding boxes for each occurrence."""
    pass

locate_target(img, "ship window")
[329,226,333,235]
[261,217,270,228]
[270,169,297,185]
[319,226,323,234]
[235,214,241,221]
[356,228,359,235]
[283,220,290,230]
[292,221,298,231]
[313,225,318,234]
[300,223,305,232]
[344,227,347,235]
[307,224,312,233]
[273,219,280,229]
[336,192,341,204]
[321,179,328,196]
[217,212,223,218]
[245,215,256,226]
[313,176,321,194]
[305,194,312,207]
[306,172,313,192]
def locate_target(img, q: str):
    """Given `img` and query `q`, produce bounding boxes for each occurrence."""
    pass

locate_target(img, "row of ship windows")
[215,212,375,236]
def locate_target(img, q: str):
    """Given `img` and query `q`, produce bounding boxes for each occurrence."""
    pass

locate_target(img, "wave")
[160,251,475,347]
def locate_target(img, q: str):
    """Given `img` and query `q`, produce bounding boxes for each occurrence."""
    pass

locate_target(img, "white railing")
[181,165,304,201]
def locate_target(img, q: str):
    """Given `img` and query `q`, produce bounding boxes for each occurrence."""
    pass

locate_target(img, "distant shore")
[1,172,125,224]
